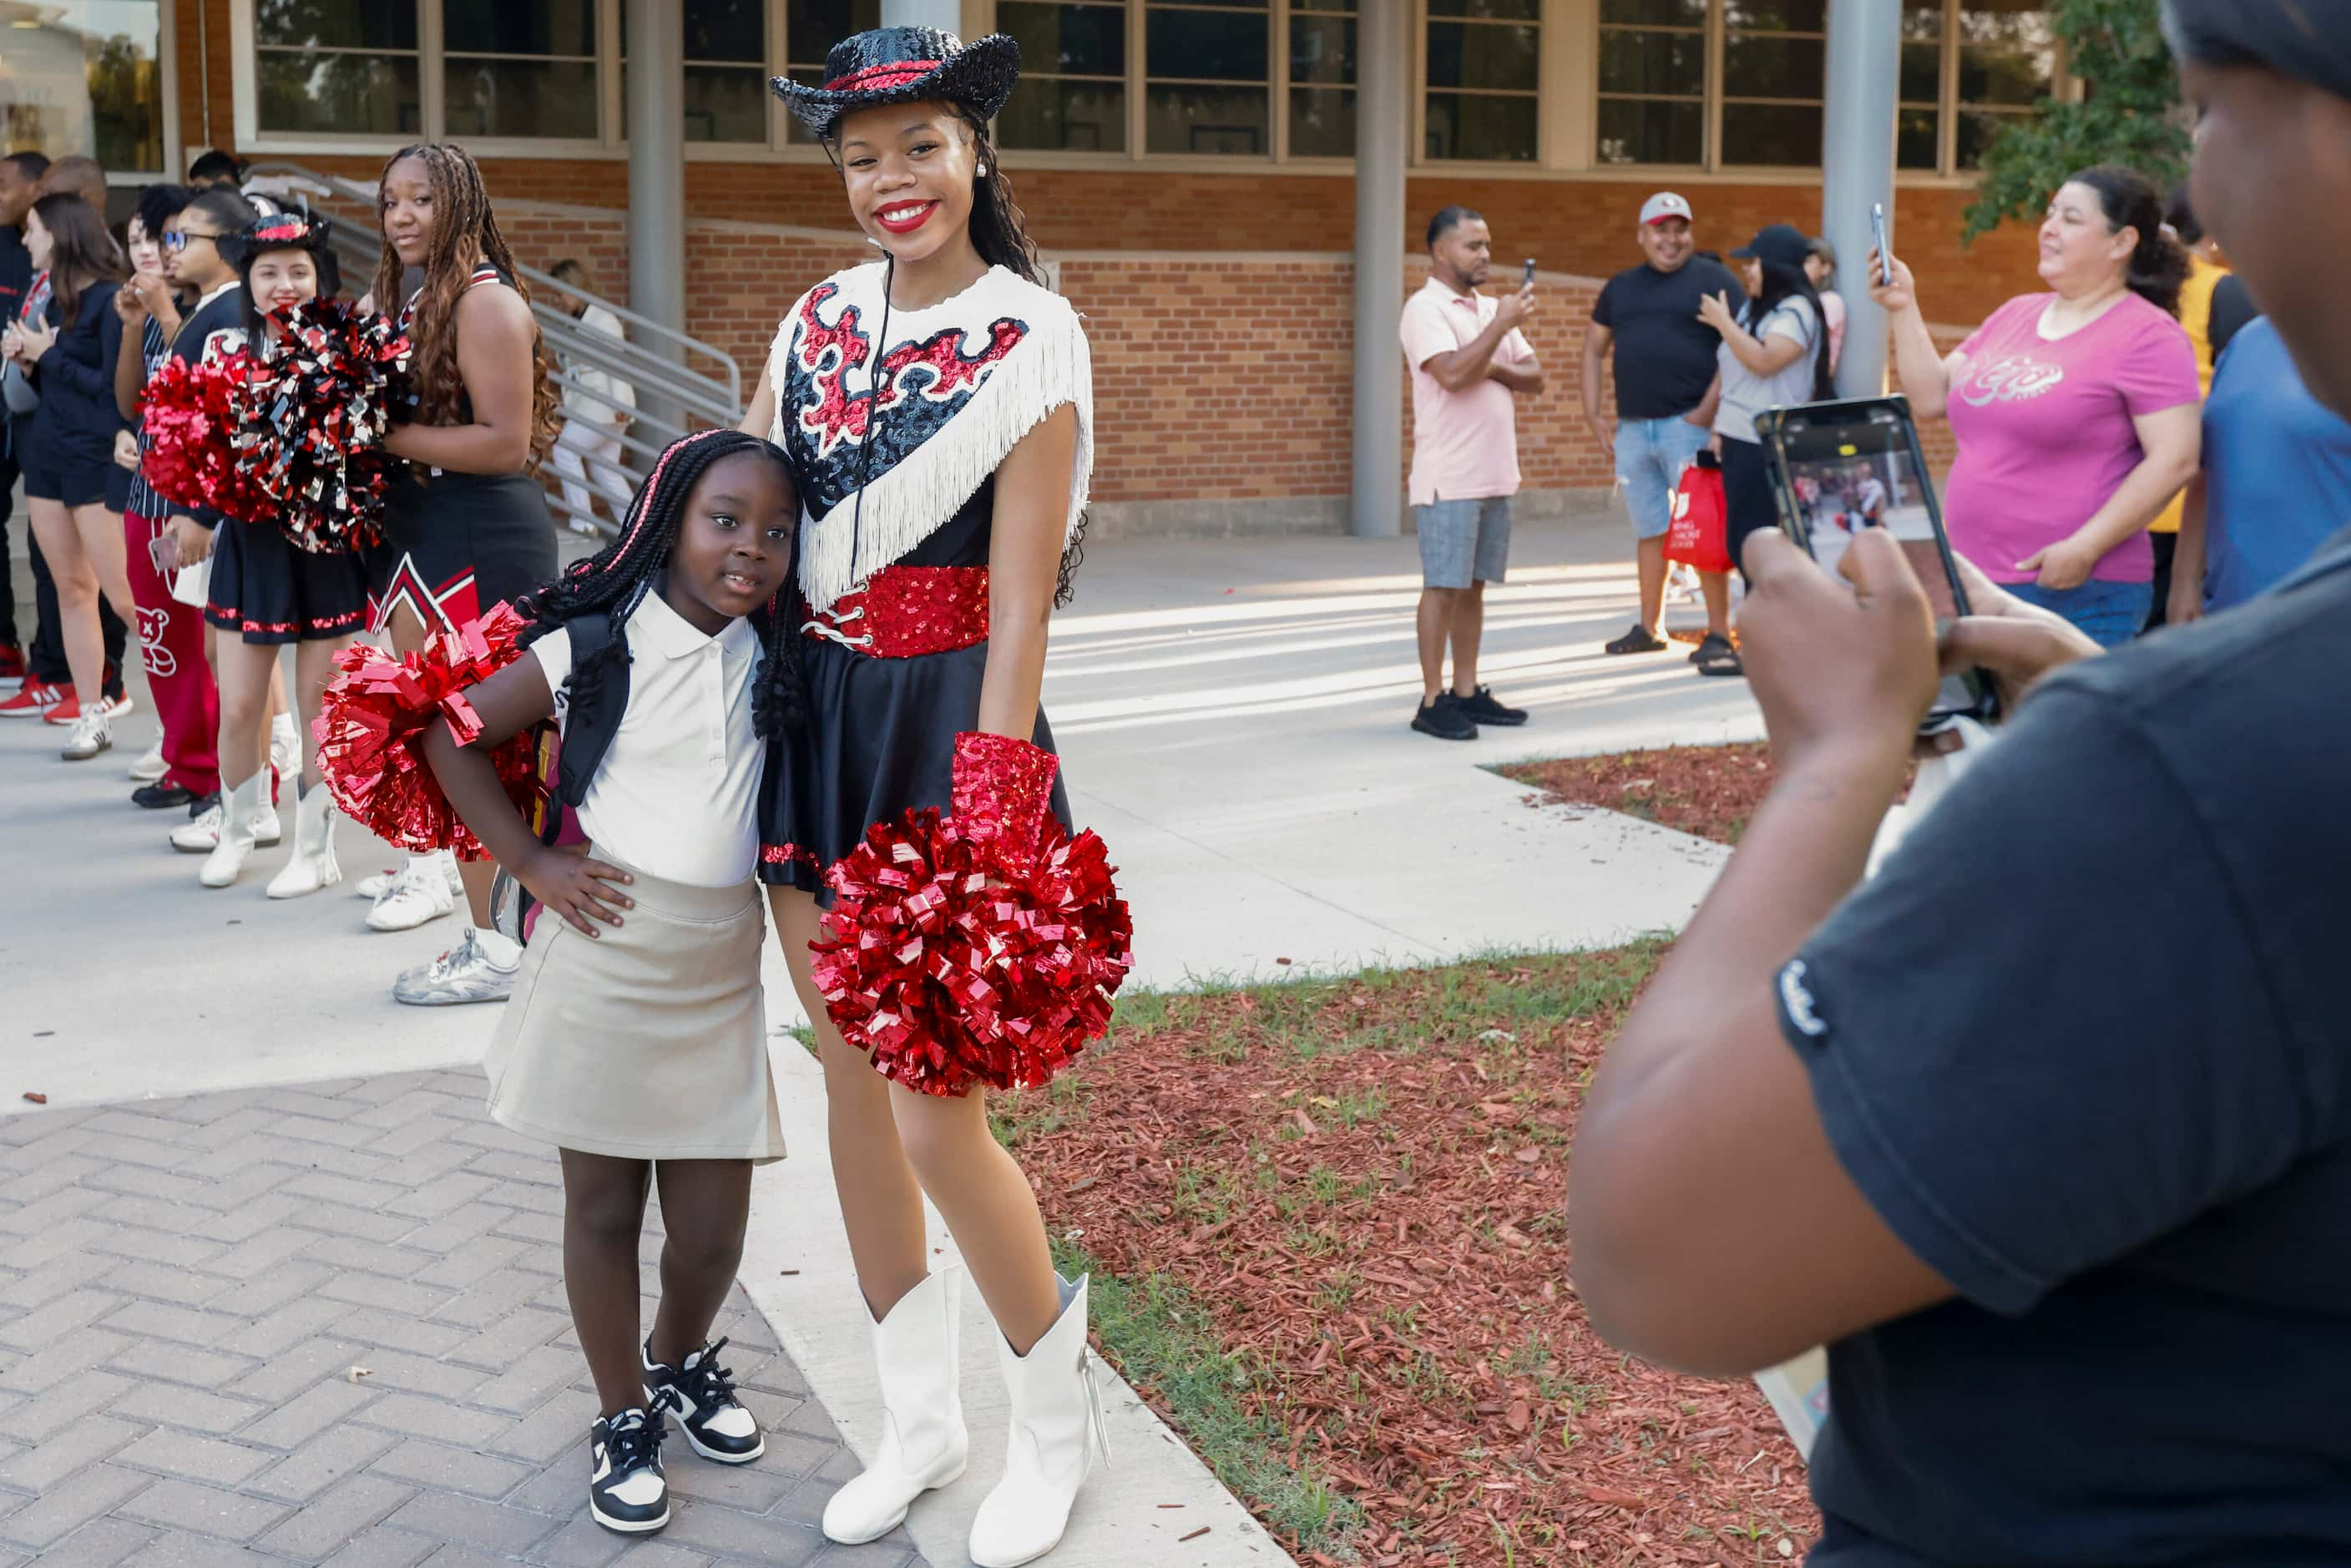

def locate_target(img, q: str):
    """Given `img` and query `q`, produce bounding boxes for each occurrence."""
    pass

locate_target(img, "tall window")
[444,2,600,140]
[779,0,883,144]
[255,0,422,138]
[1288,0,1355,159]
[1601,0,2056,172]
[1145,1,1270,155]
[1596,0,1704,165]
[998,1,1130,152]
[7,0,169,173]
[1722,2,1824,165]
[1424,0,1540,163]
[623,0,794,144]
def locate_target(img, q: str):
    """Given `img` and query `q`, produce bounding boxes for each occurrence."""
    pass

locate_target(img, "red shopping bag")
[1665,453,1732,575]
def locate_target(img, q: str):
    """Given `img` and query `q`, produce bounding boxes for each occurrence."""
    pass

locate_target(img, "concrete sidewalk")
[3,508,1759,1565]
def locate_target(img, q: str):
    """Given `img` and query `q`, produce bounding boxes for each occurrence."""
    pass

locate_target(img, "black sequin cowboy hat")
[769,26,1021,143]
[215,210,336,271]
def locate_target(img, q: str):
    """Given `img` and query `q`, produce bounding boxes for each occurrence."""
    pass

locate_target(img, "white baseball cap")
[1640,191,1694,226]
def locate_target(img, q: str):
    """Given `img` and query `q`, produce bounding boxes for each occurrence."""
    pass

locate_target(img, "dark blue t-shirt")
[1777,530,2351,1565]
[1590,258,1744,421]
[2201,317,2351,612]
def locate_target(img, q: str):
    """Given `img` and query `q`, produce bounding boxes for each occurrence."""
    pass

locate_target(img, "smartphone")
[1754,396,1998,728]
[1871,202,1893,285]
[1521,258,1537,289]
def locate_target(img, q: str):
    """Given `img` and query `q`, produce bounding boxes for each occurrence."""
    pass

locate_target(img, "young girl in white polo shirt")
[419,427,800,1537]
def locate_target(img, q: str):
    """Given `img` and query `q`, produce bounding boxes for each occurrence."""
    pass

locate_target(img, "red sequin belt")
[802,565,989,659]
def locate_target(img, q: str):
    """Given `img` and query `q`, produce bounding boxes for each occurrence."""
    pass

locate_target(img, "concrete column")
[881,0,962,28]
[626,0,688,422]
[1821,0,1899,397]
[1350,0,1409,539]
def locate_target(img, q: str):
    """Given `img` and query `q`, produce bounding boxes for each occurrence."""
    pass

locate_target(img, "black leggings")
[1719,434,1782,586]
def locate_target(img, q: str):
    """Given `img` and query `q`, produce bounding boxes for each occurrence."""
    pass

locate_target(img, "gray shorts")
[1415,495,1512,589]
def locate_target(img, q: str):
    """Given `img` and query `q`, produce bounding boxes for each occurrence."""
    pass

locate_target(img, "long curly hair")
[513,429,806,741]
[371,142,561,468]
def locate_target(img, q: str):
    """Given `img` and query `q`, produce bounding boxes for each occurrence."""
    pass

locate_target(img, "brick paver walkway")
[0,1070,924,1567]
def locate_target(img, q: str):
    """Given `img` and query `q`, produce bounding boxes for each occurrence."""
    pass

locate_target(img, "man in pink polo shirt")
[1400,205,1542,741]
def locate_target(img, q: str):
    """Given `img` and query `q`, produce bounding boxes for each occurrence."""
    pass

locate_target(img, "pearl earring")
[977,163,988,177]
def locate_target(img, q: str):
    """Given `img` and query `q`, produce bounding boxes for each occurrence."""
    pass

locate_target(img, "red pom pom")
[313,604,541,860]
[812,809,1134,1097]
[231,300,412,554]
[139,351,274,522]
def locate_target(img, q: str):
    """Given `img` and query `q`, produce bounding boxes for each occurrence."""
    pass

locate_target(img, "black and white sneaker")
[589,1407,670,1534]
[643,1336,765,1464]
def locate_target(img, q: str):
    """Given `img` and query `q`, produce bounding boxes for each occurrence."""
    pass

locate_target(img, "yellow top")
[2151,254,2230,534]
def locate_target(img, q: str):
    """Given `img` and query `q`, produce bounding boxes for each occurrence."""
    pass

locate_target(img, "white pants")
[550,417,635,526]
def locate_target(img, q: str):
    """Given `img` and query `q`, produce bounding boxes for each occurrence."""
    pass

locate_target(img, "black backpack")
[489,608,630,941]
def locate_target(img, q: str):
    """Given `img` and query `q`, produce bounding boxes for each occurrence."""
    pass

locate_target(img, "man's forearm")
[1580,345,1607,423]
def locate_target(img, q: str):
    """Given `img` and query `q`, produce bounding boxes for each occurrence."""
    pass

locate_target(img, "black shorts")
[19,446,113,508]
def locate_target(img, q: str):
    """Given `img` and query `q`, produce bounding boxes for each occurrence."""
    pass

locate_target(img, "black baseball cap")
[1731,223,1814,270]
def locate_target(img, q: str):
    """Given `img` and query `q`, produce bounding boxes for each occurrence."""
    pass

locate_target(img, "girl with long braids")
[756,29,1110,1567]
[365,141,564,1000]
[415,428,800,1536]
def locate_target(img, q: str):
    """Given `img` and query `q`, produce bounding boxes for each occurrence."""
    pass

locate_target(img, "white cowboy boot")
[200,775,266,888]
[822,1268,968,1545]
[968,1275,1110,1568]
[266,782,343,899]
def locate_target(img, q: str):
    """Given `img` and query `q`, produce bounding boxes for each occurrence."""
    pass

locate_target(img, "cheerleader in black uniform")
[196,213,370,895]
[366,143,562,1003]
[752,30,1105,1567]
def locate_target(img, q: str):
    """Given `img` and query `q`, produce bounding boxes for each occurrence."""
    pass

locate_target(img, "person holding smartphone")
[1398,205,1542,742]
[1572,3,2351,1561]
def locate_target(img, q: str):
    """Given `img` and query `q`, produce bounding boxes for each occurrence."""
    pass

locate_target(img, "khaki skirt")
[483,849,786,1164]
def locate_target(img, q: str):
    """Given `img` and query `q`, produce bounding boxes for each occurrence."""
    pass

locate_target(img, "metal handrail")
[245,159,746,417]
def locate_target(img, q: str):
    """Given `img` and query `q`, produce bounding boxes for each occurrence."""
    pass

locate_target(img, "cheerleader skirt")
[204,518,369,644]
[368,470,558,635]
[483,847,786,1164]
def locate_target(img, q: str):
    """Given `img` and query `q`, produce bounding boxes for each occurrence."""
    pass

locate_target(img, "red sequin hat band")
[822,60,942,93]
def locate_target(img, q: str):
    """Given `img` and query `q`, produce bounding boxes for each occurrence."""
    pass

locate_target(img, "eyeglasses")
[163,230,218,254]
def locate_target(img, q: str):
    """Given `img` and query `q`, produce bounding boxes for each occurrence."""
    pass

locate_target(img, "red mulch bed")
[1000,951,1817,1566]
[1504,744,1780,846]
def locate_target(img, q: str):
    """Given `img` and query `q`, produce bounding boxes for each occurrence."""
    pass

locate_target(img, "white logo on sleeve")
[1779,959,1828,1039]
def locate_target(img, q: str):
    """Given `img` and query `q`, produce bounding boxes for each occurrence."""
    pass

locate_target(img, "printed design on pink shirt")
[1958,355,2065,407]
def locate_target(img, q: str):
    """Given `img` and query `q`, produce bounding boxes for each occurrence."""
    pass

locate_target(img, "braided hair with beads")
[512,428,806,741]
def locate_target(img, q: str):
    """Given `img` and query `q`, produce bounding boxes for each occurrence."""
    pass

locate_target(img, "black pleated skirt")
[367,471,558,635]
[757,635,1071,903]
[205,518,369,644]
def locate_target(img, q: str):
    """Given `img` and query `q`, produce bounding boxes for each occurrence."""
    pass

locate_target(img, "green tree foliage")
[1963,0,2190,242]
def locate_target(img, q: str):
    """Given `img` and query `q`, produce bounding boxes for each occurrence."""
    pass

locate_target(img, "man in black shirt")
[1583,192,1744,660]
[1573,3,2351,1562]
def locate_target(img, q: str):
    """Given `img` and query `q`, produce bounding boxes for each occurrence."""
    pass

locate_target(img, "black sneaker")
[187,790,220,820]
[589,1408,670,1534]
[1411,694,1478,741]
[1605,622,1667,656]
[132,782,197,810]
[1455,686,1527,726]
[643,1337,765,1464]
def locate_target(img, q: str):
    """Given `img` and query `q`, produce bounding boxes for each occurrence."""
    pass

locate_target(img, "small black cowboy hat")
[769,26,1020,143]
[216,210,336,271]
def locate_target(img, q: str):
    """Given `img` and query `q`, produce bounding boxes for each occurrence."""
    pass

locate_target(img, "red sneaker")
[43,693,83,725]
[0,644,24,684]
[0,680,68,719]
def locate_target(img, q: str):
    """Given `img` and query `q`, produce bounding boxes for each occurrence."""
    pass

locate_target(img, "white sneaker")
[356,853,462,902]
[169,796,281,853]
[96,692,133,720]
[367,859,458,933]
[59,711,112,761]
[128,741,167,782]
[392,928,519,1006]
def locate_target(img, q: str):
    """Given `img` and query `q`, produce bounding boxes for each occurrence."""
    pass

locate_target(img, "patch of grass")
[1051,1236,1366,1555]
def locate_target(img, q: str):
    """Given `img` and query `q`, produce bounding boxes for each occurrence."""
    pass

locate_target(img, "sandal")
[1605,622,1667,655]
[1691,634,1744,678]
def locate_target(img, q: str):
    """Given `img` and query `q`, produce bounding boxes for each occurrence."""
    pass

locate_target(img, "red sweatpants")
[123,511,221,797]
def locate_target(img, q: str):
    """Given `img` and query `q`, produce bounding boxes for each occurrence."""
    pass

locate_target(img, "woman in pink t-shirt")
[1870,164,2201,645]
